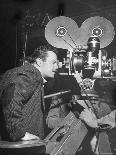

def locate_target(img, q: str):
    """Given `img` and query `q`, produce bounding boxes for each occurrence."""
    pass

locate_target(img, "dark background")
[0,1,116,153]
[0,0,116,73]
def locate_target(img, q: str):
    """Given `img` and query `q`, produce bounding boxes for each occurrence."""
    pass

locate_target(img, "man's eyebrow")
[52,59,57,62]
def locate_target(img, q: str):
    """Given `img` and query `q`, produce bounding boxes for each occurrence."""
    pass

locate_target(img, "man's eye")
[53,62,57,64]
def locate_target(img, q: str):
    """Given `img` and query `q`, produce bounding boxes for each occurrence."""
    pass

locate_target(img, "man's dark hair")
[24,44,58,64]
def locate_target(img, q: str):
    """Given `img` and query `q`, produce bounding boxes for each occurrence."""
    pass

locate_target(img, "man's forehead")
[47,51,57,60]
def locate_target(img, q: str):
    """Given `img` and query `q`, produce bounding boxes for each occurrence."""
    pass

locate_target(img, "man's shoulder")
[19,63,42,78]
[0,64,42,92]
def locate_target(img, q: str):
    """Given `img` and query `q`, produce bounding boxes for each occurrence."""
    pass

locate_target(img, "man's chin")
[47,72,56,78]
[51,73,56,78]
[48,75,54,78]
[50,75,55,78]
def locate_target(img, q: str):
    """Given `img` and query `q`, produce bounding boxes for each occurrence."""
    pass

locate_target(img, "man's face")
[41,51,58,78]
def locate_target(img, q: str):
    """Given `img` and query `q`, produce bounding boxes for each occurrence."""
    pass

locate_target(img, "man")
[0,44,58,142]
[80,78,116,129]
[45,74,81,129]
[79,90,116,154]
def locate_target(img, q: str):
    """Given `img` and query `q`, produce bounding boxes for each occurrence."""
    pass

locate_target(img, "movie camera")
[45,16,115,77]
[45,16,116,93]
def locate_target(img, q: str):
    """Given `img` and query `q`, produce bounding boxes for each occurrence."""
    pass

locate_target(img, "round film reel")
[79,16,115,48]
[45,16,80,51]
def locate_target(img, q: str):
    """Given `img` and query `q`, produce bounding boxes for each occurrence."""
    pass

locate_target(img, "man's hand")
[80,109,98,128]
[21,132,40,141]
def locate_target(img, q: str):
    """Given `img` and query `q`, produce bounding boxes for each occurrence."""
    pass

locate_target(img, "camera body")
[59,36,115,79]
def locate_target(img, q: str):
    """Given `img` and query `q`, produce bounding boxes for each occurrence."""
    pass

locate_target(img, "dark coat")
[0,63,45,141]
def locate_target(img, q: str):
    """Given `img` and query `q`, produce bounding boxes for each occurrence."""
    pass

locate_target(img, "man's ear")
[36,58,43,66]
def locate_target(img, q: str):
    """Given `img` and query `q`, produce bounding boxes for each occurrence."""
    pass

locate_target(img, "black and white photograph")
[0,0,116,155]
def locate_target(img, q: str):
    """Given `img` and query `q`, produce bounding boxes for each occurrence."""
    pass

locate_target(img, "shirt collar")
[42,77,47,84]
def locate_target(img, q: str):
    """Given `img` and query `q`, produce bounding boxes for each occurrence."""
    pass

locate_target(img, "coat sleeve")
[1,72,39,141]
[97,110,116,128]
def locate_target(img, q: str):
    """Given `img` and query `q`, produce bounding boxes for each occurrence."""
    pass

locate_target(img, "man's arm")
[1,73,40,141]
[97,110,116,128]
[80,109,116,129]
